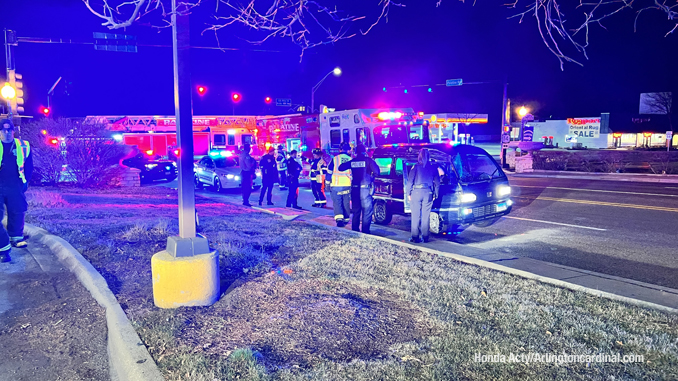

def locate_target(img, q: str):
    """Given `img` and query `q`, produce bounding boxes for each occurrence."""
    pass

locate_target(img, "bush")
[18,118,70,185]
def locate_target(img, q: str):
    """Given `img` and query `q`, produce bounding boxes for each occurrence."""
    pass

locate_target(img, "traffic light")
[7,70,24,114]
[503,125,511,133]
[197,86,207,96]
[41,107,50,117]
[232,93,241,103]
[264,96,272,104]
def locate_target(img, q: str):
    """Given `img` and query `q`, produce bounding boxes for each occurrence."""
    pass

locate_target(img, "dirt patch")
[178,276,437,367]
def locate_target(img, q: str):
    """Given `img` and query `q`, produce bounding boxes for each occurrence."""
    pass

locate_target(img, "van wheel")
[474,217,500,228]
[429,212,444,234]
[373,200,392,225]
[213,178,222,193]
[194,175,203,189]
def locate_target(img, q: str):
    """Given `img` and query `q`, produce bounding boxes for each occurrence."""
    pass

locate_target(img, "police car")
[193,150,260,192]
[122,153,177,183]
[371,144,512,234]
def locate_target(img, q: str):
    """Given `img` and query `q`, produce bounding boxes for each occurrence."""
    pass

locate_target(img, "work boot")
[337,221,345,227]
[0,249,11,263]
[11,238,27,249]
[409,237,422,243]
[259,200,263,206]
[267,201,274,206]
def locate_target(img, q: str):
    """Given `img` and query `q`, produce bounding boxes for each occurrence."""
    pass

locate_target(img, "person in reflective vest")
[326,143,352,227]
[309,148,328,208]
[275,145,287,190]
[406,148,440,243]
[0,119,33,263]
[338,144,379,234]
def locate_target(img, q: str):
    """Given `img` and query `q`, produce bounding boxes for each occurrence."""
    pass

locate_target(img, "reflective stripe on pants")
[331,186,351,222]
[0,187,27,251]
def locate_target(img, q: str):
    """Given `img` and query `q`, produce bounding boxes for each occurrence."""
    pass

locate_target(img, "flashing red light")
[41,107,50,116]
[174,149,180,156]
[49,138,59,146]
[41,129,48,135]
[232,93,241,103]
[197,86,207,95]
[264,96,272,104]
[145,150,154,155]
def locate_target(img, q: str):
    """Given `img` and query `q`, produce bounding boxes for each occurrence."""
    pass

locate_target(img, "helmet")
[312,148,322,155]
[355,144,367,155]
[340,143,351,152]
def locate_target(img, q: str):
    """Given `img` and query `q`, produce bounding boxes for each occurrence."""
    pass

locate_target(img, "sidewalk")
[509,170,678,183]
[0,238,109,381]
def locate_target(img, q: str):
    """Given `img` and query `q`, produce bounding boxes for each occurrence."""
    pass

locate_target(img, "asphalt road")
[158,176,678,290]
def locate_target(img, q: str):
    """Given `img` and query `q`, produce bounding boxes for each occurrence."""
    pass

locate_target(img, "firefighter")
[239,144,257,207]
[309,148,328,208]
[258,147,278,206]
[326,143,352,227]
[0,119,33,263]
[338,144,379,234]
[275,145,287,190]
[285,150,303,210]
[406,148,440,243]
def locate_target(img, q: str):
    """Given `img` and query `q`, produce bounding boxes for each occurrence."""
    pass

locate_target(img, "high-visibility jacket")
[0,138,31,183]
[310,158,327,183]
[276,152,287,171]
[327,154,351,187]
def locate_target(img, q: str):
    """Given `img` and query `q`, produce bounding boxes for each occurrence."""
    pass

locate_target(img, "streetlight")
[517,106,534,141]
[311,67,342,113]
[518,106,528,118]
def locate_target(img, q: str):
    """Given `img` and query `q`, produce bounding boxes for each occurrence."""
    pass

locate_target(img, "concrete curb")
[509,171,678,183]
[24,224,164,381]
[303,220,678,315]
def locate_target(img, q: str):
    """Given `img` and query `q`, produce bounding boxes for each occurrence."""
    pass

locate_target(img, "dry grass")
[25,187,678,381]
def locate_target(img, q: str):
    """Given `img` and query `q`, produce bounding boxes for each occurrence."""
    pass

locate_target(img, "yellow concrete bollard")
[151,250,219,308]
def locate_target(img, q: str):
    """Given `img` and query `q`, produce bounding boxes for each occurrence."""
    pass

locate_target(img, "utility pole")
[151,0,219,309]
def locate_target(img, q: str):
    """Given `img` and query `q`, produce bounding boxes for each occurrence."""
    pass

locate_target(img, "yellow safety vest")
[330,154,351,187]
[0,138,31,183]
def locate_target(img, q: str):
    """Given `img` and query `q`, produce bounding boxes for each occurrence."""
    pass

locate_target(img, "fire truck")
[256,114,320,161]
[86,115,260,159]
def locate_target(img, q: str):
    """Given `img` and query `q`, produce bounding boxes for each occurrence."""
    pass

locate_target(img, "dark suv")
[371,144,512,234]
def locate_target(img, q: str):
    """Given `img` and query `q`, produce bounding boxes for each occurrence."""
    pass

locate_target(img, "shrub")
[18,118,70,185]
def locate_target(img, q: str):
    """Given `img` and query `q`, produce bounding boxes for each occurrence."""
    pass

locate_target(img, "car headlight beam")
[497,185,511,197]
[461,193,476,203]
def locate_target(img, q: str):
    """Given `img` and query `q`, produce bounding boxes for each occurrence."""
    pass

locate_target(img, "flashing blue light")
[392,144,399,147]
[209,151,219,157]
[428,88,432,92]
[382,87,387,92]
[404,89,408,94]
[301,145,308,151]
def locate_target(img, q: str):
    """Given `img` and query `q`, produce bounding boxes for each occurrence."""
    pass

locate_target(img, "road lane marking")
[530,196,678,213]
[515,185,678,198]
[504,216,608,231]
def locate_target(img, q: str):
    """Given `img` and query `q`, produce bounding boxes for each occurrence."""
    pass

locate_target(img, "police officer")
[338,144,379,234]
[275,145,287,190]
[0,119,33,263]
[258,147,278,206]
[309,148,327,208]
[326,143,352,227]
[285,150,303,210]
[406,148,440,243]
[239,144,257,207]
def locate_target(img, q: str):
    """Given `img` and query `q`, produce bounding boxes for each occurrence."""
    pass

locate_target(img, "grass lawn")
[25,186,678,381]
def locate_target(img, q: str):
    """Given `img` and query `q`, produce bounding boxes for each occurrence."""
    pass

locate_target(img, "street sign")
[446,79,463,87]
[502,133,511,143]
[275,98,292,107]
[93,32,137,53]
[522,125,534,142]
[667,131,673,140]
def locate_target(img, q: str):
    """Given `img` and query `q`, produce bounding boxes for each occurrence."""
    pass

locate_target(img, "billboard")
[567,118,600,138]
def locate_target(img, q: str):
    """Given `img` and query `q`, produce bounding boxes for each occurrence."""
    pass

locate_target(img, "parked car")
[193,154,261,192]
[371,143,513,234]
[122,153,177,183]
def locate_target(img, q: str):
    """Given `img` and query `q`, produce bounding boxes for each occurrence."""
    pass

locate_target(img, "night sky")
[1,0,676,135]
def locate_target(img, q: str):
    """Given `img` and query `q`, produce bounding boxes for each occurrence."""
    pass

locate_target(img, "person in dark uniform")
[338,144,379,234]
[285,150,303,210]
[258,147,278,206]
[309,148,328,208]
[406,148,440,243]
[0,119,33,263]
[326,143,352,227]
[238,144,257,207]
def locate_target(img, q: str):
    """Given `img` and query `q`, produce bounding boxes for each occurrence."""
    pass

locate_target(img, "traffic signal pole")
[151,0,219,309]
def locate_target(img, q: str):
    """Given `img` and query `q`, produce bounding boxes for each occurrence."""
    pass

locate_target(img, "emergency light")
[378,112,403,120]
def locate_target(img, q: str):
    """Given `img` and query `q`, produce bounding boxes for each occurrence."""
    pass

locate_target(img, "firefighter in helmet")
[309,148,328,208]
[0,119,33,263]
